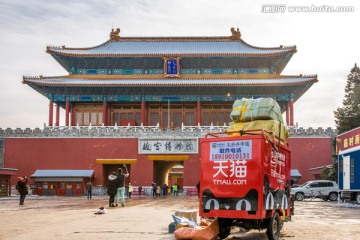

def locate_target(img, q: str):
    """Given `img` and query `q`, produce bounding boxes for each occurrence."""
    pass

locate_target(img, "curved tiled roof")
[23,75,317,87]
[46,37,296,57]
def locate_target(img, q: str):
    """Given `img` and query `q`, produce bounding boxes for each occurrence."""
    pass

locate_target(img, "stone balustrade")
[0,124,336,138]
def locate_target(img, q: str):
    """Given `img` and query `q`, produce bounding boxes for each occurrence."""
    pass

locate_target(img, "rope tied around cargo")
[233,99,253,122]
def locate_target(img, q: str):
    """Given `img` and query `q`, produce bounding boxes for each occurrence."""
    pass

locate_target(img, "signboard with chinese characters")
[336,127,360,153]
[138,139,198,154]
[163,57,180,78]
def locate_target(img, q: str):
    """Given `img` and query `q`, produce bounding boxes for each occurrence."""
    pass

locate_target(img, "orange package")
[174,218,219,240]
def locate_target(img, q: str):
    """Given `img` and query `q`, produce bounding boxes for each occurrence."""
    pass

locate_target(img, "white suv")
[291,180,339,201]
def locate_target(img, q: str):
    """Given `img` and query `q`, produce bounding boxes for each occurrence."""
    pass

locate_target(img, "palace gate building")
[0,27,335,196]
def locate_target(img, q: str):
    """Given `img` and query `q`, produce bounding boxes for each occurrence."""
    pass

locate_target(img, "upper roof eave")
[22,74,318,87]
[46,51,296,58]
[45,32,297,57]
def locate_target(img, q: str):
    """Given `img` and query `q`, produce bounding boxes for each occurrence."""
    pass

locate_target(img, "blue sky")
[0,0,359,129]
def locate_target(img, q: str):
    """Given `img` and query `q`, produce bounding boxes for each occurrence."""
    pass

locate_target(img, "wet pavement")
[1,195,360,240]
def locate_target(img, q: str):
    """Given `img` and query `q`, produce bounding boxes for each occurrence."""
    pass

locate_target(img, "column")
[65,100,70,126]
[286,103,290,126]
[289,99,294,127]
[141,99,146,125]
[48,100,53,127]
[55,104,60,126]
[196,98,201,125]
[102,100,107,126]
[70,105,74,126]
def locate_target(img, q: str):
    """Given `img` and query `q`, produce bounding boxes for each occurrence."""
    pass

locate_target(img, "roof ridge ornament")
[230,27,241,40]
[110,28,121,41]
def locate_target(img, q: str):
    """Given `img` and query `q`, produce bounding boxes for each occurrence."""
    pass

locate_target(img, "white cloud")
[0,0,359,129]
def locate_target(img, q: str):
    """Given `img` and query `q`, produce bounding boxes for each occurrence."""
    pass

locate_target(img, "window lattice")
[120,113,126,122]
[218,113,225,125]
[135,113,141,125]
[90,112,97,125]
[98,113,103,125]
[173,113,182,127]
[185,113,195,126]
[162,113,169,127]
[76,112,82,125]
[150,113,159,126]
[203,113,210,126]
[128,114,135,120]
[84,113,90,125]
[113,113,119,125]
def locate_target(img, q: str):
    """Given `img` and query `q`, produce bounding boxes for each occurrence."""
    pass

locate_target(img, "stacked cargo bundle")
[225,98,289,141]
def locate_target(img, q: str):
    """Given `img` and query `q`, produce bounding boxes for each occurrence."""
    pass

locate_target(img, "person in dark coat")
[85,180,93,200]
[107,172,119,207]
[152,182,157,197]
[162,184,168,197]
[196,181,200,198]
[17,176,28,205]
[138,185,142,196]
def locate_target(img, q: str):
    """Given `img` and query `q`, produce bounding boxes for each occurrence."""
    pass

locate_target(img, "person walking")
[115,168,129,207]
[172,184,178,196]
[107,172,119,207]
[162,184,168,197]
[17,176,28,205]
[156,185,161,197]
[196,181,200,198]
[128,183,133,198]
[152,182,157,197]
[85,180,93,200]
[138,185,142,197]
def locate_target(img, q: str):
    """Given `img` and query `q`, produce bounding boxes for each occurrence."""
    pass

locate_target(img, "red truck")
[199,130,292,240]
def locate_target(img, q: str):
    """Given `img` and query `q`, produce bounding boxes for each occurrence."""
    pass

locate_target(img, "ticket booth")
[31,170,94,196]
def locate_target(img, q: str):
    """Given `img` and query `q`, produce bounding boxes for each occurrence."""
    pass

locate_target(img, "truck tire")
[328,192,338,201]
[295,192,304,201]
[266,212,281,240]
[218,218,232,239]
[356,193,360,204]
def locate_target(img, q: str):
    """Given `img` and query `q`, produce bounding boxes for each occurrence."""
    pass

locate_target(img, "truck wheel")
[295,192,304,201]
[356,193,360,204]
[266,212,281,240]
[218,218,232,239]
[328,192,338,201]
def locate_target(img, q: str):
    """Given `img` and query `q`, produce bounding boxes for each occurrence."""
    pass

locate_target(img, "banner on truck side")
[209,140,252,186]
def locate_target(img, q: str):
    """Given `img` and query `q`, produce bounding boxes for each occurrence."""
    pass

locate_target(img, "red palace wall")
[4,138,201,187]
[4,137,332,187]
[4,138,141,186]
[288,137,332,184]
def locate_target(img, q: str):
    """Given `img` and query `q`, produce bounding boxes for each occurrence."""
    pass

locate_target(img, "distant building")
[0,27,332,196]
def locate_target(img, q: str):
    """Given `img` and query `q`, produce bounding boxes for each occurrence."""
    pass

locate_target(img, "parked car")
[290,180,339,201]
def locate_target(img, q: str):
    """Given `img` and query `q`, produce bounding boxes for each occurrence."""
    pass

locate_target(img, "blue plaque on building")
[163,57,180,77]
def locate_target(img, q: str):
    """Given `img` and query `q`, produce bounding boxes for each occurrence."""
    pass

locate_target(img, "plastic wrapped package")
[225,119,289,141]
[230,98,284,123]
